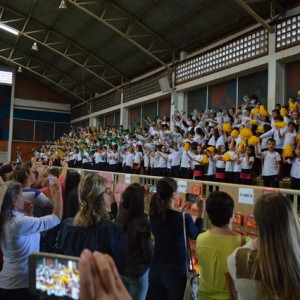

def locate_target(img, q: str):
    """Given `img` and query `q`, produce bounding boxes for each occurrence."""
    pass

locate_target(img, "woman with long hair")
[228,193,300,299]
[117,183,153,300]
[63,170,81,220]
[146,177,204,300]
[0,178,62,300]
[56,173,125,272]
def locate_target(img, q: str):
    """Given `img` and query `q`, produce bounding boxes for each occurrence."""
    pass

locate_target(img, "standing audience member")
[146,177,204,300]
[117,183,153,300]
[63,170,81,220]
[11,163,54,217]
[228,193,300,300]
[0,178,62,300]
[196,191,246,300]
[56,173,126,272]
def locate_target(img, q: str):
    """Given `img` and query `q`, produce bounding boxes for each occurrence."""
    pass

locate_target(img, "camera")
[29,252,79,299]
[186,193,198,203]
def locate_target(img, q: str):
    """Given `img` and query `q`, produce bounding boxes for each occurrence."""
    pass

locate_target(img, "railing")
[70,168,300,236]
[175,28,268,85]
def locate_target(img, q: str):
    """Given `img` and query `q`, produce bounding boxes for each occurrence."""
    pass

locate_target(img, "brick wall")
[15,73,71,104]
[11,73,72,162]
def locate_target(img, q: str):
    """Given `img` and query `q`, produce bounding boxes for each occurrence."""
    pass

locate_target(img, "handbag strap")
[182,212,195,273]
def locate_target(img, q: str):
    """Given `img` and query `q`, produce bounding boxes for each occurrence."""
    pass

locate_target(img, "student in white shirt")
[164,142,182,178]
[124,146,134,174]
[260,116,287,155]
[133,145,143,174]
[239,145,255,185]
[259,138,281,188]
[157,145,168,177]
[108,145,120,172]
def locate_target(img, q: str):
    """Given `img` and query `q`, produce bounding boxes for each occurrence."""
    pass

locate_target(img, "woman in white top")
[227,192,300,300]
[0,179,62,300]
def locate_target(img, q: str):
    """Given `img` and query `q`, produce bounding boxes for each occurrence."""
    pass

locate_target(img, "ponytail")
[149,177,177,222]
[149,192,167,221]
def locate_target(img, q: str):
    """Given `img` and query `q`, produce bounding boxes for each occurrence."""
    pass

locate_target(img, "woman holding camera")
[146,177,204,300]
[0,178,62,300]
[227,193,300,300]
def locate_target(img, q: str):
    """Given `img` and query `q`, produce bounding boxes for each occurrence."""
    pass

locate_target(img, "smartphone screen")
[186,193,197,203]
[29,252,80,300]
[149,186,157,193]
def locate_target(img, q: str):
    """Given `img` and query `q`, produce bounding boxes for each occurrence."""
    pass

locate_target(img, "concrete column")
[268,31,286,110]
[120,106,129,128]
[170,91,187,128]
[89,117,98,128]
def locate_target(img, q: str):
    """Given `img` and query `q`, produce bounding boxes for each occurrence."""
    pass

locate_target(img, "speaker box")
[159,77,171,92]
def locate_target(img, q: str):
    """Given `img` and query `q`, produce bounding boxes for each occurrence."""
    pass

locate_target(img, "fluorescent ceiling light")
[0,23,19,36]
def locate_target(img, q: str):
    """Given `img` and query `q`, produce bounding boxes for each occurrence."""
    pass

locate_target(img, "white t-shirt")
[289,158,300,179]
[261,151,281,176]
[125,152,134,167]
[240,156,254,170]
[134,151,143,164]
[169,149,182,167]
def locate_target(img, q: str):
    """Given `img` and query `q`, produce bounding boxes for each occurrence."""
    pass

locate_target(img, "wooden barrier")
[70,167,300,235]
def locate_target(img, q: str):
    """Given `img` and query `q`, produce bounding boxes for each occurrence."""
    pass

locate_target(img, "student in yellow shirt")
[196,191,245,300]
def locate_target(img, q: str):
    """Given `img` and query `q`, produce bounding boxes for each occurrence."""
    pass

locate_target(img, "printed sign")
[238,188,254,205]
[178,180,187,193]
[125,174,131,184]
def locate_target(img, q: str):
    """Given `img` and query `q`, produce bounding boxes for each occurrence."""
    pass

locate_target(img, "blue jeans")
[122,269,149,300]
[146,266,186,300]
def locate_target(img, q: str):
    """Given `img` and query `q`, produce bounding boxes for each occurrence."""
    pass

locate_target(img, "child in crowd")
[259,138,281,188]
[239,145,255,185]
[214,145,226,182]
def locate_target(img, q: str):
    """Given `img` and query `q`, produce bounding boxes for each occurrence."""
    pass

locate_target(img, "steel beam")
[235,0,274,33]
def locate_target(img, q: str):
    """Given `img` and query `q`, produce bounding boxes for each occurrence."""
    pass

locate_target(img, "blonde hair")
[73,173,109,227]
[252,193,300,299]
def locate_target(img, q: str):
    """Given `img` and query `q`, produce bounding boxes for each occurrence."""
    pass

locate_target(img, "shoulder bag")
[183,212,199,300]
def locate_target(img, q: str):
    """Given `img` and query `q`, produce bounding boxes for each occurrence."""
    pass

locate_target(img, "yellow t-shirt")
[196,230,243,300]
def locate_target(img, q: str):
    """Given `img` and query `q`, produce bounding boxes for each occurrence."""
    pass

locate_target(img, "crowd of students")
[30,95,300,190]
